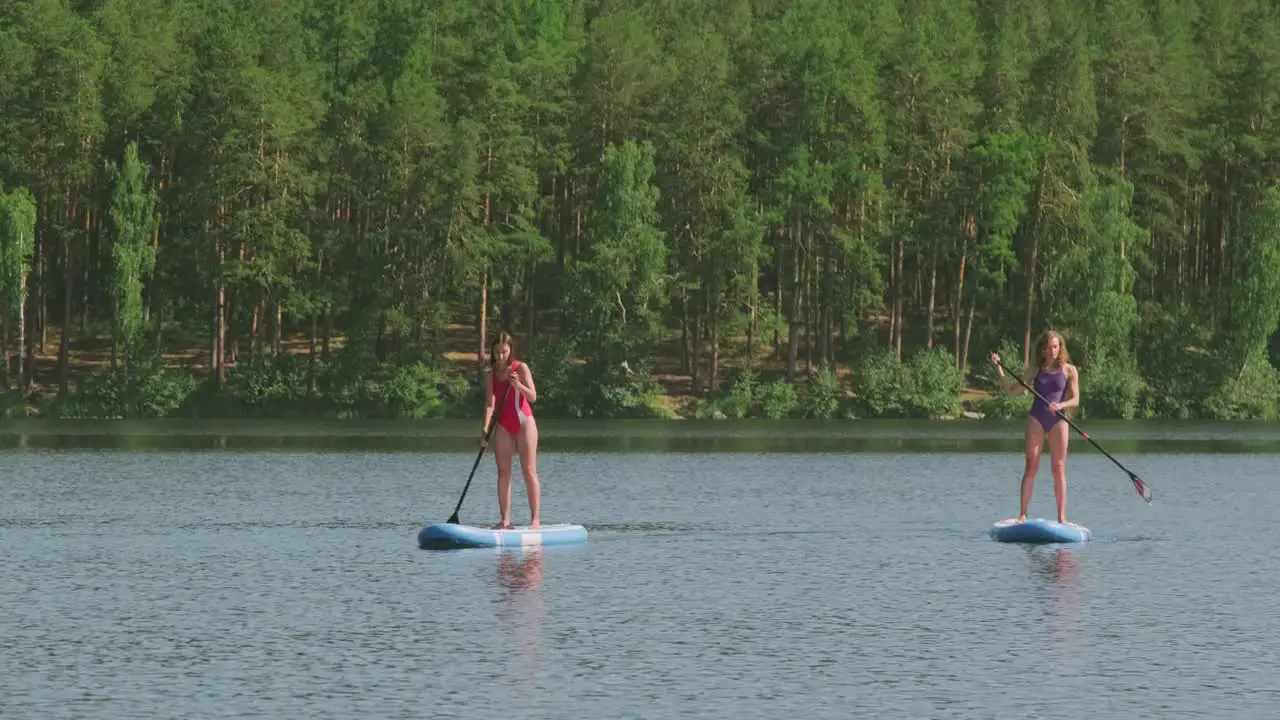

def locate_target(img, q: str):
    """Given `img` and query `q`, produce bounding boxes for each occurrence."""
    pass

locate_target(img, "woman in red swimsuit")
[990,330,1080,525]
[483,332,540,530]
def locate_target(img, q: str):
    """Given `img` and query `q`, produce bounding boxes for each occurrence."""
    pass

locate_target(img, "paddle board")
[989,518,1091,544]
[417,522,588,550]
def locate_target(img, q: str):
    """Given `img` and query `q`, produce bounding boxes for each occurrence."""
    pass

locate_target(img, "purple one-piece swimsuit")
[1029,368,1067,431]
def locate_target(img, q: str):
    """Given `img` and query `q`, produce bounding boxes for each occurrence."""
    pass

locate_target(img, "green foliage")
[1134,301,1216,419]
[972,130,1051,292]
[757,379,800,420]
[850,349,909,418]
[977,390,1033,420]
[0,185,36,315]
[718,365,757,420]
[802,365,842,419]
[520,334,580,417]
[222,353,312,416]
[910,345,966,419]
[581,357,668,419]
[108,141,158,353]
[1079,362,1147,420]
[3,0,1280,423]
[383,362,465,419]
[852,345,964,419]
[1,390,29,418]
[975,338,1032,419]
[56,354,198,419]
[518,333,668,419]
[566,139,668,363]
[1202,352,1280,421]
[1221,187,1280,371]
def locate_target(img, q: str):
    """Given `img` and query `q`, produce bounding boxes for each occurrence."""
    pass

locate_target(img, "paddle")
[446,378,511,525]
[991,355,1153,504]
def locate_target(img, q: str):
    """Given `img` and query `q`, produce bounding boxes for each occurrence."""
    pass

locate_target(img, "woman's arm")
[511,362,537,404]
[1055,364,1081,411]
[991,353,1030,396]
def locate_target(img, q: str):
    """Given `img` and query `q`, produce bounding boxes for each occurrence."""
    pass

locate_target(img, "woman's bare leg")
[1048,420,1070,523]
[1020,417,1046,522]
[516,419,540,529]
[493,427,515,528]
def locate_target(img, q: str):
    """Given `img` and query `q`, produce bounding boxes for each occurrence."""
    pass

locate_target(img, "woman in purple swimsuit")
[990,330,1080,524]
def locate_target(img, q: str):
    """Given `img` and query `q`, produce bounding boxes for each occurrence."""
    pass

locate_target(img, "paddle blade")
[1131,473,1153,503]
[446,512,460,524]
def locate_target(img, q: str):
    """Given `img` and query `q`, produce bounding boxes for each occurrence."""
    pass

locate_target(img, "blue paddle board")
[989,518,1091,544]
[417,522,588,550]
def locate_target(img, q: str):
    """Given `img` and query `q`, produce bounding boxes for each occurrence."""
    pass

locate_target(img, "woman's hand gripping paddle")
[992,355,1153,504]
[446,383,511,524]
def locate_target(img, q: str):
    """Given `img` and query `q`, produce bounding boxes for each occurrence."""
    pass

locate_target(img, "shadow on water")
[2,418,1279,453]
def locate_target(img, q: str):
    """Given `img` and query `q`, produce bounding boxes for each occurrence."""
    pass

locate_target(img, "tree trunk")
[680,290,690,374]
[59,219,73,397]
[708,290,719,394]
[481,140,492,362]
[888,238,898,352]
[322,303,332,361]
[926,247,937,349]
[746,261,758,356]
[805,243,814,372]
[1023,152,1058,366]
[478,268,488,363]
[962,296,976,375]
[250,300,260,357]
[1023,233,1040,368]
[17,273,27,391]
[148,152,165,334]
[308,312,317,395]
[954,216,972,370]
[773,236,783,359]
[36,237,46,357]
[215,236,226,388]
[691,294,702,396]
[894,239,905,360]
[525,264,535,342]
[786,227,801,381]
[822,296,833,366]
[2,311,9,390]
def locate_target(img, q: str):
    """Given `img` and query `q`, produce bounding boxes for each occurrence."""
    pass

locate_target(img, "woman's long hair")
[1038,330,1069,370]
[489,331,518,371]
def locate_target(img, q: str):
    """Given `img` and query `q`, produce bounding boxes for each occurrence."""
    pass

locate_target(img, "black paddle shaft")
[446,381,512,524]
[992,355,1153,504]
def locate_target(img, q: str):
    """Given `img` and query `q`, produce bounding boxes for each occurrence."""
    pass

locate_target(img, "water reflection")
[496,546,545,593]
[492,547,546,709]
[1027,545,1085,713]
[1026,543,1078,584]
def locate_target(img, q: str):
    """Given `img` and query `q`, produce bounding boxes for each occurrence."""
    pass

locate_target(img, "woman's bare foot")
[529,520,540,529]
[1017,514,1027,523]
[492,522,512,530]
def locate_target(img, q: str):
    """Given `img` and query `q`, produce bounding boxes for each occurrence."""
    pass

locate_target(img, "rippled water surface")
[3,424,1279,718]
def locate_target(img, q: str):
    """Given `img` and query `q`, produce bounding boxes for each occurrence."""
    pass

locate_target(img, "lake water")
[3,420,1279,718]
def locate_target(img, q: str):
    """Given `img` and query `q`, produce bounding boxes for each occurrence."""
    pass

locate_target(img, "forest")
[1,0,1279,422]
